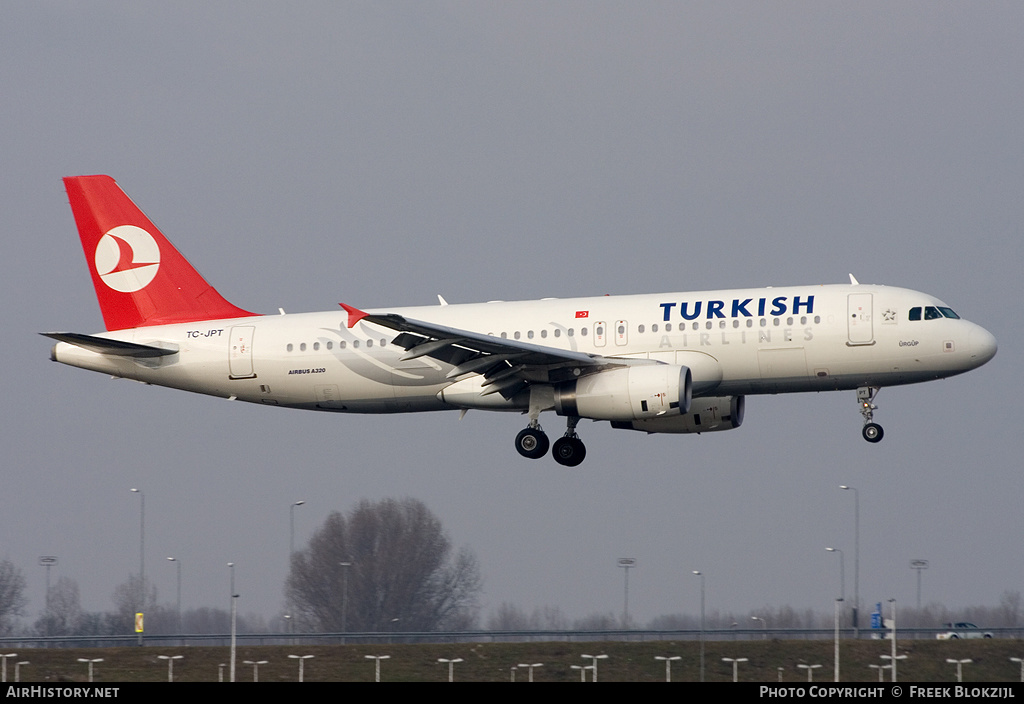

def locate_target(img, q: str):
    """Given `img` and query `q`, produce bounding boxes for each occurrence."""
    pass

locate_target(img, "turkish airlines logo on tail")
[94,225,160,293]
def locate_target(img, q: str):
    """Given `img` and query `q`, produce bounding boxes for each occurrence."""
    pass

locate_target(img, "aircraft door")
[228,325,257,379]
[847,293,874,345]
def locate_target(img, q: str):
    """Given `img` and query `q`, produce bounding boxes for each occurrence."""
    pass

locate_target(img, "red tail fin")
[64,175,256,330]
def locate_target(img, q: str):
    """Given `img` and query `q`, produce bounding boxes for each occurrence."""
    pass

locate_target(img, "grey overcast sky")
[2,2,1021,627]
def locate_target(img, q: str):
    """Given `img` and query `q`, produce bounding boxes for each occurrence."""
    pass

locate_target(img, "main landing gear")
[514,425,549,459]
[515,416,587,466]
[857,386,884,443]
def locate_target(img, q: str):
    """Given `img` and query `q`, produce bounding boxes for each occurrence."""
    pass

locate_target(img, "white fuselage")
[51,283,996,418]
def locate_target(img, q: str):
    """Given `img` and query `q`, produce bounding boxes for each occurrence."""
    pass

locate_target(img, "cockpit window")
[910,305,960,321]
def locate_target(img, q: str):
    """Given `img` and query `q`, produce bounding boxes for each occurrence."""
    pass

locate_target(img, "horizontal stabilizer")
[41,332,178,358]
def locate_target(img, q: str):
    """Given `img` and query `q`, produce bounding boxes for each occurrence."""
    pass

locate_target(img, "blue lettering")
[707,300,725,318]
[680,301,702,321]
[659,302,676,321]
[758,298,767,316]
[732,299,752,317]
[792,295,814,314]
[770,296,787,316]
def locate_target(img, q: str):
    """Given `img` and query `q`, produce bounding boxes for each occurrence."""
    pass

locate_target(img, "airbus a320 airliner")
[45,175,997,466]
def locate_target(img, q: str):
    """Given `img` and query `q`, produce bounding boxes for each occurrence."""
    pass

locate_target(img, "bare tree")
[0,559,27,635]
[110,574,161,632]
[35,576,83,636]
[286,498,481,632]
[487,603,570,630]
[1000,590,1022,628]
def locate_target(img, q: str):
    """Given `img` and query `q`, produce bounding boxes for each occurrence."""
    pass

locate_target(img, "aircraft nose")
[968,325,997,366]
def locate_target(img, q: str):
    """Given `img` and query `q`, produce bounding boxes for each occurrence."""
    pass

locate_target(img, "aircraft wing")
[340,303,639,396]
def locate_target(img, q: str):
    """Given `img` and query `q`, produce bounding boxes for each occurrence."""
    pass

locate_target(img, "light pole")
[798,663,822,682]
[617,558,636,628]
[694,570,705,682]
[910,559,928,612]
[834,598,844,682]
[869,663,891,681]
[946,658,972,683]
[655,655,681,682]
[131,487,145,645]
[167,557,181,633]
[752,615,767,639]
[881,655,907,683]
[77,658,103,683]
[722,657,748,682]
[289,500,305,557]
[340,561,351,633]
[826,547,845,602]
[229,580,238,683]
[14,662,28,683]
[570,664,592,682]
[244,659,268,682]
[39,556,57,621]
[365,655,390,682]
[839,485,859,633]
[157,654,183,682]
[1,654,16,683]
[580,654,608,683]
[888,598,900,682]
[438,657,464,682]
[517,662,543,682]
[1011,657,1024,682]
[289,654,314,682]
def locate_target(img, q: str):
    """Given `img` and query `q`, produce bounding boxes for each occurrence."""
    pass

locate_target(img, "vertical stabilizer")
[64,175,255,330]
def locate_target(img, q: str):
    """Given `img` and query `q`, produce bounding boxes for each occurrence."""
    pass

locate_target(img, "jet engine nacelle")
[554,365,692,422]
[611,395,745,433]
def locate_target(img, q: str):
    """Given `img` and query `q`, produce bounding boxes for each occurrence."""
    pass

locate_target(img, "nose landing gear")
[857,386,884,443]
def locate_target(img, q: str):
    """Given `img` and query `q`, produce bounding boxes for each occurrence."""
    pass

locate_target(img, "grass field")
[6,638,1024,682]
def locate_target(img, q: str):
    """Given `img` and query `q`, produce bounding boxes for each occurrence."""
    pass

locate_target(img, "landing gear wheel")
[552,436,586,467]
[515,427,549,459]
[862,423,884,443]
